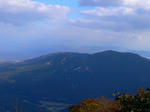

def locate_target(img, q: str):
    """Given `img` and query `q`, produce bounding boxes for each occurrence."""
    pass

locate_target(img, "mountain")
[128,50,150,59]
[0,50,150,112]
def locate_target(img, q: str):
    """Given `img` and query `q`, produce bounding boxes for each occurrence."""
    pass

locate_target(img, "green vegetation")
[69,88,150,112]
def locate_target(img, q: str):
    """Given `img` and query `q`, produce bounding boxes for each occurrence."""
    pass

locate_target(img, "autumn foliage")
[69,97,119,112]
[68,88,150,112]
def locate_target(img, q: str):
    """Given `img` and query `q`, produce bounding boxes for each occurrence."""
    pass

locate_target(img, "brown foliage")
[68,88,150,112]
[68,97,119,112]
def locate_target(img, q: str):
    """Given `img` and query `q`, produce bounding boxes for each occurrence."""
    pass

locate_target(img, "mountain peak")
[0,50,150,112]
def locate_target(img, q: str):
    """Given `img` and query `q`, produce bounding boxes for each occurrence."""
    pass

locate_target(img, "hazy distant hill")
[0,50,150,112]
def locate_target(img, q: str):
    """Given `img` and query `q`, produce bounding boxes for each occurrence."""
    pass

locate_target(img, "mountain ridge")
[0,50,150,112]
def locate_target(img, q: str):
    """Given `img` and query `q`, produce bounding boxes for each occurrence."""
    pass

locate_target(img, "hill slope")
[0,50,150,112]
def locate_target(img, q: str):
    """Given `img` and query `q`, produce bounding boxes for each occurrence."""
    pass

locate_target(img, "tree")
[69,97,119,112]
[115,88,150,112]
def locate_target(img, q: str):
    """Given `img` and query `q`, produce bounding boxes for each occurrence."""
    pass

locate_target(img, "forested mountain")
[0,50,150,112]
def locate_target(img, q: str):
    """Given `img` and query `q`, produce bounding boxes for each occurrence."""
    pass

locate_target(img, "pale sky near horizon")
[1,0,150,59]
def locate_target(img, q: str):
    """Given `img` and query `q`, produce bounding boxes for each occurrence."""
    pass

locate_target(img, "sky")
[1,0,150,60]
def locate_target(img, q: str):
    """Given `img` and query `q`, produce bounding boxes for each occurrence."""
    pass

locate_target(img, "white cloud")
[81,7,135,16]
[69,7,150,32]
[79,0,150,9]
[0,0,70,25]
[1,0,150,59]
[123,0,150,9]
[68,0,150,51]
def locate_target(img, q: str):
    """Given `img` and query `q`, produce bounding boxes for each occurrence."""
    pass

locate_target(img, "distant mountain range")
[0,50,150,112]
[1,48,150,61]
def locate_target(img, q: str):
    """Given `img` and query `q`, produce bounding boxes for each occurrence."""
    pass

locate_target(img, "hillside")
[0,50,150,112]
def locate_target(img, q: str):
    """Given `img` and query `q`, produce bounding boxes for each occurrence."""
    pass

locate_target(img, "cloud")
[0,0,70,25]
[1,0,150,60]
[68,0,150,51]
[123,0,150,9]
[77,0,150,32]
[79,0,150,9]
[69,7,150,32]
[79,0,121,7]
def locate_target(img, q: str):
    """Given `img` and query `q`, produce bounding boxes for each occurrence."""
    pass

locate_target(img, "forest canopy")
[68,88,150,112]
